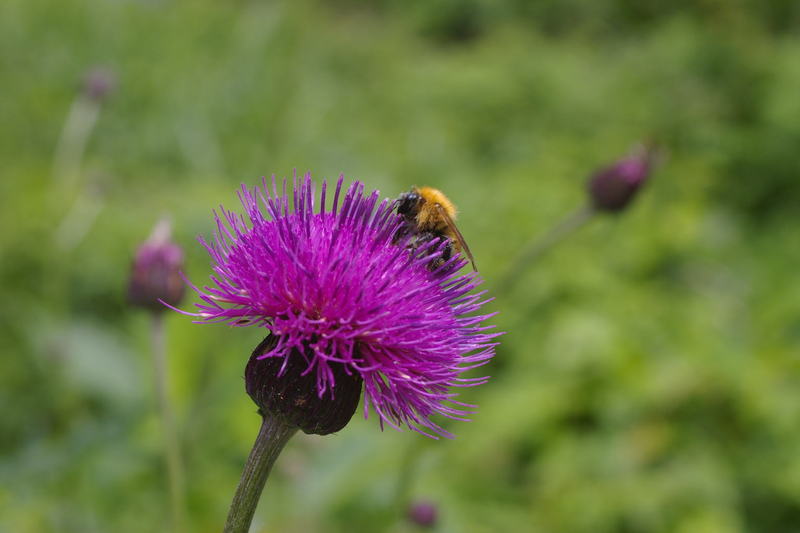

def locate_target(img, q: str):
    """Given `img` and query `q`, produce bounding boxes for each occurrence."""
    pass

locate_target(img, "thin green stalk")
[496,204,595,295]
[151,313,186,533]
[52,96,100,188]
[47,96,101,316]
[223,412,297,533]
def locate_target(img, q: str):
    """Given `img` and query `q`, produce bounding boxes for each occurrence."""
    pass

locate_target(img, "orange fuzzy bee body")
[413,186,457,233]
[396,186,477,271]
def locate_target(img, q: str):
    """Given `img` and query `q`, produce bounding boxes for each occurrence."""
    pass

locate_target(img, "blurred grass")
[2,0,800,532]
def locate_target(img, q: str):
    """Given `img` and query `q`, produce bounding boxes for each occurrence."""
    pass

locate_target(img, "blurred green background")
[2,0,800,531]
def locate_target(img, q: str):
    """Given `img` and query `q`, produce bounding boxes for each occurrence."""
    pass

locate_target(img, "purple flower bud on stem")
[407,500,438,528]
[82,67,116,103]
[588,144,656,213]
[129,219,185,312]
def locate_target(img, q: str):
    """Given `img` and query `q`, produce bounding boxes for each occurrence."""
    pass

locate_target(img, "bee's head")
[396,189,422,219]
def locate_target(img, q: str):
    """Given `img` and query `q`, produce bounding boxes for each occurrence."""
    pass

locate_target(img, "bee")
[396,186,477,271]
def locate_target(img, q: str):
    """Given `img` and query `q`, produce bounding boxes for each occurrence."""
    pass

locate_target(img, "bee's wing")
[435,204,477,271]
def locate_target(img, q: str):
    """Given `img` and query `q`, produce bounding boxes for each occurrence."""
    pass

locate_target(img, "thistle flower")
[128,219,185,312]
[588,144,655,213]
[182,174,499,438]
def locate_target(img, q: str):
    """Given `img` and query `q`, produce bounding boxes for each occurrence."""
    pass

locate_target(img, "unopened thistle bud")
[245,335,363,435]
[407,500,438,528]
[588,145,655,213]
[82,67,116,103]
[128,219,185,312]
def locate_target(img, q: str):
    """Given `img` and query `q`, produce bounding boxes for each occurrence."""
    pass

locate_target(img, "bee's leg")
[441,241,453,262]
[411,235,450,271]
[427,240,453,271]
[392,220,415,245]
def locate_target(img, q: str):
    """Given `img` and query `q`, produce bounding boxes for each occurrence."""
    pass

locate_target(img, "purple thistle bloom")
[180,174,500,438]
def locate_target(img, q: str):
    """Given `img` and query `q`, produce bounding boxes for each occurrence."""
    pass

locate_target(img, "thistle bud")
[588,144,655,213]
[407,500,438,528]
[128,219,185,312]
[245,334,363,435]
[82,67,116,103]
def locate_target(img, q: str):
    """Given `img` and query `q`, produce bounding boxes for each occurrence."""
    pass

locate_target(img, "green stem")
[52,96,100,188]
[151,313,186,533]
[223,412,298,533]
[496,204,595,295]
[47,96,101,316]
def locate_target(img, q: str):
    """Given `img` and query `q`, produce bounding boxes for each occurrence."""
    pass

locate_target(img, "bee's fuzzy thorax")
[415,186,457,231]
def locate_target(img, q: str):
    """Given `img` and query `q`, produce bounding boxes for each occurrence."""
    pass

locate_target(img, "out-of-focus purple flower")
[129,219,185,313]
[180,174,500,438]
[407,500,438,528]
[82,67,116,102]
[588,144,655,212]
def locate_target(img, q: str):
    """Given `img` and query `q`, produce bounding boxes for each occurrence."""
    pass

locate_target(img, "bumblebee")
[396,186,477,271]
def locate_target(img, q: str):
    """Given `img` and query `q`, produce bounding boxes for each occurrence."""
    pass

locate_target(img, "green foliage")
[2,0,799,532]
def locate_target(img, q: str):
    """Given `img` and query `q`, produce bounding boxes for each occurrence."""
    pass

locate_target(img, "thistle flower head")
[588,144,656,212]
[128,218,185,312]
[182,174,500,438]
